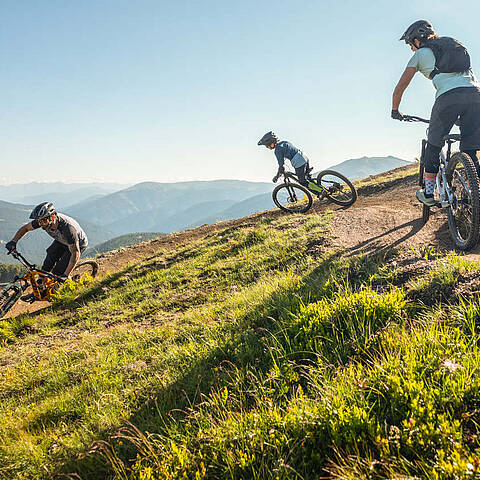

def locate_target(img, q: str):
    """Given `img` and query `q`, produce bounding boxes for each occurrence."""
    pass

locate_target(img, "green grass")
[2,200,480,479]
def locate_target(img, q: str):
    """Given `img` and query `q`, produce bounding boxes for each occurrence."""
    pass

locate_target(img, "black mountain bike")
[403,114,480,250]
[272,164,357,213]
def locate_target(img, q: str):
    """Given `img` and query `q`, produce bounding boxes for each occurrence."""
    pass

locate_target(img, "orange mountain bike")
[0,250,98,318]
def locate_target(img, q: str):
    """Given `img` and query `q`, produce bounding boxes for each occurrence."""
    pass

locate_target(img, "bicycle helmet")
[30,202,57,220]
[257,131,278,146]
[400,20,435,45]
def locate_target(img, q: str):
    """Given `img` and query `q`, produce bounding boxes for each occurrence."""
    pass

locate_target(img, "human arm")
[6,222,35,251]
[392,67,416,116]
[63,241,81,277]
[272,165,285,182]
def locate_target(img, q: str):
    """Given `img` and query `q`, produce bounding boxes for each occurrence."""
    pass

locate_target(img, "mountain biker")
[257,131,322,193]
[5,202,88,300]
[391,20,480,206]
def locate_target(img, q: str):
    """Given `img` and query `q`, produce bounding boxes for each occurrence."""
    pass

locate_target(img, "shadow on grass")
[55,249,393,479]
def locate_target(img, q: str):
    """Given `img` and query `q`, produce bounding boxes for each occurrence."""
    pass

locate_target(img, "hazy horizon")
[0,155,411,186]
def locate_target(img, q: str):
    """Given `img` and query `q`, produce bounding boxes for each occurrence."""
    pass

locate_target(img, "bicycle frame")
[405,115,459,210]
[278,167,326,197]
[5,251,59,302]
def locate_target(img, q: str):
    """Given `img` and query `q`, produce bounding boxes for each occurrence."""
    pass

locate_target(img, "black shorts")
[42,240,86,276]
[428,86,480,150]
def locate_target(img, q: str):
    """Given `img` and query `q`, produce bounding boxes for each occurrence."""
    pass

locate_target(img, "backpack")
[422,36,471,79]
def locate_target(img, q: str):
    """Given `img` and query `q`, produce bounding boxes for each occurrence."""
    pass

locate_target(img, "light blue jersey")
[407,48,479,98]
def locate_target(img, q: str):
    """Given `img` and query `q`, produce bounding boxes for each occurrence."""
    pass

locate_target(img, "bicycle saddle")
[443,134,461,142]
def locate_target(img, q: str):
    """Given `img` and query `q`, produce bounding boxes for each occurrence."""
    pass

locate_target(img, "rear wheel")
[272,183,313,213]
[0,284,22,318]
[71,261,98,282]
[445,152,480,250]
[316,170,357,207]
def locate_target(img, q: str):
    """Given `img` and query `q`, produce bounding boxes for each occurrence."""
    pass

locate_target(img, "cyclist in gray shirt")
[391,20,480,206]
[6,202,88,284]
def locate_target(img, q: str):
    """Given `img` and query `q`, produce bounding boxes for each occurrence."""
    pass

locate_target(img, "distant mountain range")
[0,182,130,209]
[64,180,274,235]
[327,156,410,180]
[0,156,410,263]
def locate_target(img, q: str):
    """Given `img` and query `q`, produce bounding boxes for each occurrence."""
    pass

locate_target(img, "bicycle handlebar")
[7,250,57,279]
[402,115,430,124]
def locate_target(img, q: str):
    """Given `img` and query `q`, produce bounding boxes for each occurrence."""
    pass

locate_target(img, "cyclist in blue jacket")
[257,131,319,190]
[391,20,480,206]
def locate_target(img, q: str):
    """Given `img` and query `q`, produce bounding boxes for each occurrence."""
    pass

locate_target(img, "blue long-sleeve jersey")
[274,141,307,168]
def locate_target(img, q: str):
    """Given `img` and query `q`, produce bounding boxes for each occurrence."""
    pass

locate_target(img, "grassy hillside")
[1,167,480,479]
[84,232,165,256]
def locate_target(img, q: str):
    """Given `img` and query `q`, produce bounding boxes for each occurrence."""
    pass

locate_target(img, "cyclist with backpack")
[391,20,480,206]
[257,131,322,193]
[5,202,88,301]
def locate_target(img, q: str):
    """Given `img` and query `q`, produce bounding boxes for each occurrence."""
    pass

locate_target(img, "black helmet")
[400,20,435,44]
[30,202,57,220]
[257,131,278,146]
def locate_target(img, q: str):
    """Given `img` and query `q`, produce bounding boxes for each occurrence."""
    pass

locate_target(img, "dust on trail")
[5,164,461,318]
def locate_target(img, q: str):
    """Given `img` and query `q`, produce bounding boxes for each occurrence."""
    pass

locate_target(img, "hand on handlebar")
[391,109,404,121]
[5,241,16,254]
[273,166,285,182]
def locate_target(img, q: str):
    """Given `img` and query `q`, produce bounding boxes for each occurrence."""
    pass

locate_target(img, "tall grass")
[1,207,480,479]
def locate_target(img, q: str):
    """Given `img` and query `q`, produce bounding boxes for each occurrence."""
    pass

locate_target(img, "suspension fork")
[436,153,454,208]
[285,176,297,200]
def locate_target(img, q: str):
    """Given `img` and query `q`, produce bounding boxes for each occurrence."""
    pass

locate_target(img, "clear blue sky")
[1,0,479,184]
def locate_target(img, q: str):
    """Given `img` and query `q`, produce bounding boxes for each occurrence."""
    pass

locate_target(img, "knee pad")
[424,143,442,173]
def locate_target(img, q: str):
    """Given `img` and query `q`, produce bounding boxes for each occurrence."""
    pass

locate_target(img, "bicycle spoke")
[272,183,313,213]
[316,171,357,207]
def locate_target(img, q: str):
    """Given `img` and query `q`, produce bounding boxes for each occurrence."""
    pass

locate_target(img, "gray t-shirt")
[32,213,88,250]
[407,47,479,98]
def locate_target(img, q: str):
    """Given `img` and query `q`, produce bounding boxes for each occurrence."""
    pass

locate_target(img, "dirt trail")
[6,164,466,319]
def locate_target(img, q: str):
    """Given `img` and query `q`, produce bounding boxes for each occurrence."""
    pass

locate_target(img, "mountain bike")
[272,164,357,213]
[403,114,480,250]
[0,250,98,318]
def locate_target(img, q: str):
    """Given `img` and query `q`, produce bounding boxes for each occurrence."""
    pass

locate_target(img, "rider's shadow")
[345,216,432,256]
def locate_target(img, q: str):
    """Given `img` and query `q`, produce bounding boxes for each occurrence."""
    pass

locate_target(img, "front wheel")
[0,284,23,318]
[71,260,98,282]
[272,183,313,213]
[316,170,357,207]
[445,152,480,251]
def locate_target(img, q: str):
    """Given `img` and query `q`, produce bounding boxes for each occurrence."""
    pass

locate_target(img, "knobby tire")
[0,285,22,318]
[272,183,313,213]
[445,152,480,251]
[316,170,357,207]
[71,260,99,282]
